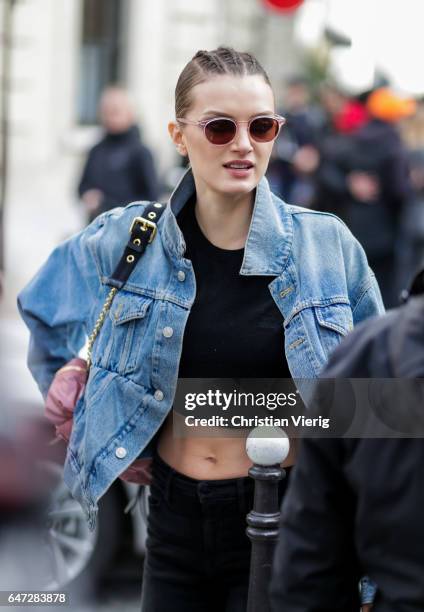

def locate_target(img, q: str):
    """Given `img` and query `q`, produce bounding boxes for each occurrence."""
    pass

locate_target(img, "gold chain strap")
[84,209,160,370]
[86,287,118,369]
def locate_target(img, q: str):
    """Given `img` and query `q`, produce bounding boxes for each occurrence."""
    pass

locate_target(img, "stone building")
[3,0,300,169]
[0,0,301,300]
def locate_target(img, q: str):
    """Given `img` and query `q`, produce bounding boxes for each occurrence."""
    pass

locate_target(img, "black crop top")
[177,198,291,379]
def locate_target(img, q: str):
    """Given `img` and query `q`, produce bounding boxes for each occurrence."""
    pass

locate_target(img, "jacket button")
[115,447,127,459]
[279,287,293,298]
[162,326,174,338]
[154,389,164,401]
[177,271,186,282]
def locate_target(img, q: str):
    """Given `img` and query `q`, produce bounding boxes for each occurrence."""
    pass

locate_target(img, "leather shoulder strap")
[110,201,166,288]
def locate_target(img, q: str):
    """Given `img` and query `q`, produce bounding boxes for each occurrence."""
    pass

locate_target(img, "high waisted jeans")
[140,453,292,612]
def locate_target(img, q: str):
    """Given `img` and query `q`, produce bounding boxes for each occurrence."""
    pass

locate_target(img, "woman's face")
[169,74,276,199]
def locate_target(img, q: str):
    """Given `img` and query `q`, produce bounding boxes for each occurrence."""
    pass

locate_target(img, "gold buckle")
[130,217,157,243]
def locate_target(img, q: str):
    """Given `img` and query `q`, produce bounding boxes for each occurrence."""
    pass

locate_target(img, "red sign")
[263,0,304,12]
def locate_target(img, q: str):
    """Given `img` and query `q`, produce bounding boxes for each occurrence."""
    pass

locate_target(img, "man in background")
[270,270,424,611]
[78,86,159,222]
[267,75,323,207]
[313,87,414,307]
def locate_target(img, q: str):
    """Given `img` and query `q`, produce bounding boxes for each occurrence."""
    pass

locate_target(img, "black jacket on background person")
[314,119,410,260]
[270,280,424,611]
[313,119,411,307]
[78,125,159,221]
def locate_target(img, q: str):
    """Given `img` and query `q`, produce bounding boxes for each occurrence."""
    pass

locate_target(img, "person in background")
[270,269,424,612]
[78,86,159,222]
[314,87,414,307]
[319,82,369,136]
[397,148,424,292]
[267,76,323,207]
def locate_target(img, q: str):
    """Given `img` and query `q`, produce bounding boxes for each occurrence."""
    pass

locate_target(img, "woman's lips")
[223,164,254,178]
[224,167,253,178]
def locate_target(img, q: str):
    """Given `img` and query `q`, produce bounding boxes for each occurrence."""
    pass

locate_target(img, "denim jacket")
[18,169,384,528]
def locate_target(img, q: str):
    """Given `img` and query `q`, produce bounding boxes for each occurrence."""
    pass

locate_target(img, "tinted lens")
[204,119,236,144]
[250,117,279,142]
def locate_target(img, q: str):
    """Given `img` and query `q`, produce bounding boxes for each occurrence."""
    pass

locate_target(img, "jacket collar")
[161,168,293,276]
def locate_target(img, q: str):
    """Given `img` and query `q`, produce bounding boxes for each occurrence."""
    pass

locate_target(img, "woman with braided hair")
[144,46,382,611]
[18,47,383,610]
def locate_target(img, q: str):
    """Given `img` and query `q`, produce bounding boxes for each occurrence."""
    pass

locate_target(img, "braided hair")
[175,46,272,118]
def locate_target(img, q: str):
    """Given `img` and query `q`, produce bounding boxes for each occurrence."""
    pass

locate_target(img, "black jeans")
[140,453,292,612]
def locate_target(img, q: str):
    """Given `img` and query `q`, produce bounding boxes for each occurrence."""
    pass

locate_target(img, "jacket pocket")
[97,293,153,375]
[314,302,353,337]
[285,301,353,376]
[312,302,354,366]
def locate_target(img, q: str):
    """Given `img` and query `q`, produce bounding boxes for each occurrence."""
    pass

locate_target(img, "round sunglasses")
[176,114,286,145]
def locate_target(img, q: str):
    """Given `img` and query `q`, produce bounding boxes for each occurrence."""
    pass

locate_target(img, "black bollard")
[245,428,289,612]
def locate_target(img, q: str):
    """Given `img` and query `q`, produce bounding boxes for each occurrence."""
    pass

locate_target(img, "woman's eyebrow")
[201,109,274,119]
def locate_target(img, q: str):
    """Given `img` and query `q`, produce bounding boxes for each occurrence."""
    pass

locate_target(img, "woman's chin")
[214,176,258,196]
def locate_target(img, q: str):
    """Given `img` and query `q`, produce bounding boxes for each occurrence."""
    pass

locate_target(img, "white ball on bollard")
[246,427,290,466]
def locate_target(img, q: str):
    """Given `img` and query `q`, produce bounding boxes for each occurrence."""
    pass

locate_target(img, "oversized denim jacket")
[18,169,384,529]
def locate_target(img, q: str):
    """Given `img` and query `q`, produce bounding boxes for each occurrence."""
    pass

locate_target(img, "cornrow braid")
[175,46,272,119]
[192,49,227,74]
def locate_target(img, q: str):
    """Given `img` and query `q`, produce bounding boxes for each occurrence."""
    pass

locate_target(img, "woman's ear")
[168,121,188,157]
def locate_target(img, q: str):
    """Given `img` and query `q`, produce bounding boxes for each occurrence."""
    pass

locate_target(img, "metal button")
[162,326,174,338]
[154,389,164,401]
[115,447,127,459]
[177,270,186,282]
[279,287,293,298]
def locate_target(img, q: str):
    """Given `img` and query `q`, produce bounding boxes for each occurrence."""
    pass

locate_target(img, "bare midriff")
[157,412,297,480]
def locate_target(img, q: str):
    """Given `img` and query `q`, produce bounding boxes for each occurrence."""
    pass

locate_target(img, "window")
[77,0,126,124]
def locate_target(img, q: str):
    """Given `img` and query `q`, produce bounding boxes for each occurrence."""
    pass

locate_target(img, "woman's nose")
[230,124,253,153]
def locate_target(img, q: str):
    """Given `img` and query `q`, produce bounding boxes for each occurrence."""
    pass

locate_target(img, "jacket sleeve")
[338,220,385,321]
[269,438,361,612]
[17,216,105,399]
[352,271,385,323]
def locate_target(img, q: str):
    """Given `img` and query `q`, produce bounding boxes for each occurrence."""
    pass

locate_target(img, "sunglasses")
[176,114,286,145]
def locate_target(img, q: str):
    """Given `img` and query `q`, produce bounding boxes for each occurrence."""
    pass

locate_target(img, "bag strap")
[86,202,166,368]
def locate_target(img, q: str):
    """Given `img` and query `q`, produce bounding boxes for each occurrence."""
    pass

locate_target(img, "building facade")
[3,0,301,169]
[0,0,301,304]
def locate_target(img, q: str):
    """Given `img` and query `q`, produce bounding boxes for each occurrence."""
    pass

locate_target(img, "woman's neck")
[194,189,255,250]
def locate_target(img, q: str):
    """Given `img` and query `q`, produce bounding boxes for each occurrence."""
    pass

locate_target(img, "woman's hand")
[361,604,372,612]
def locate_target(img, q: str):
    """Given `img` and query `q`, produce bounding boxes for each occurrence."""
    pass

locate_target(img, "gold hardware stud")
[148,212,157,220]
[127,255,135,263]
[129,217,157,242]
[133,238,141,246]
[279,287,294,298]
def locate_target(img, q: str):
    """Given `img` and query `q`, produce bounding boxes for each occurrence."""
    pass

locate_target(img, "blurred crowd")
[267,76,424,308]
[78,79,424,309]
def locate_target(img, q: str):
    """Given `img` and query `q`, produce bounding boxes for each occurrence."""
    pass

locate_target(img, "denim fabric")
[17,168,384,527]
[360,575,377,604]
[140,453,292,612]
